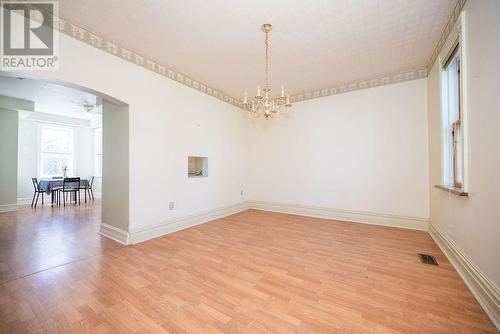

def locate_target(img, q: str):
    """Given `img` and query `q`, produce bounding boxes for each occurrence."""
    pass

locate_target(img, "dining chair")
[79,176,95,203]
[31,177,45,208]
[58,177,81,207]
[50,177,64,206]
[88,176,95,201]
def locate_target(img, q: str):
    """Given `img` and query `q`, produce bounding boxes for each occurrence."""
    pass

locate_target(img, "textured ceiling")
[58,0,456,99]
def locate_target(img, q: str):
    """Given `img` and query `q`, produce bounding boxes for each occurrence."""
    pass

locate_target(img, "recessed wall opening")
[188,156,208,177]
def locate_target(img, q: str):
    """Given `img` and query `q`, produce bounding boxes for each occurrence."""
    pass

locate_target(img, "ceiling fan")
[82,102,95,112]
[70,97,102,113]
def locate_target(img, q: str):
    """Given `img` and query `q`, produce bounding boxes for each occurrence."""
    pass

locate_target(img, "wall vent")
[418,254,438,266]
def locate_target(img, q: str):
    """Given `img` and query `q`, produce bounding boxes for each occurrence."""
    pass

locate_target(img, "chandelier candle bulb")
[243,92,248,104]
[256,85,261,98]
[281,85,285,97]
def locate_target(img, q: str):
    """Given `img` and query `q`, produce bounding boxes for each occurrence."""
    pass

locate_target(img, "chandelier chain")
[265,31,269,89]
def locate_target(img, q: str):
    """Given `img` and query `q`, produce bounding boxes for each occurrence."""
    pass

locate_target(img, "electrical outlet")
[169,202,175,210]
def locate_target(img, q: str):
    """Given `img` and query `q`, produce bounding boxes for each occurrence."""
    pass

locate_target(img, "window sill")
[435,185,469,197]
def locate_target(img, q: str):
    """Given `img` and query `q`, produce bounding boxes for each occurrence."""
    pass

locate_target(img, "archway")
[0,71,130,257]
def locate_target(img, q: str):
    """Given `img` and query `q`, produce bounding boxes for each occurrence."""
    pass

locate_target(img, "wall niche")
[188,156,208,178]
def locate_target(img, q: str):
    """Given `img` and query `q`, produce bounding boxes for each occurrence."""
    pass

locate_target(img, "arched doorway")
[0,72,130,283]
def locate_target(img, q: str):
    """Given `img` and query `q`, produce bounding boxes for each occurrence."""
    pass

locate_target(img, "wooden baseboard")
[100,200,429,245]
[99,202,249,245]
[99,223,129,245]
[0,204,17,213]
[17,197,33,206]
[127,202,249,244]
[429,222,500,330]
[247,200,428,231]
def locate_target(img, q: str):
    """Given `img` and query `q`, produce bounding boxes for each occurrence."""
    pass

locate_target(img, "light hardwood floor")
[0,207,497,333]
[0,200,120,284]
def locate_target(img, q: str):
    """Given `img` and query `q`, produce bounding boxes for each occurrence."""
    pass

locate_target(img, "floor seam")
[0,242,127,286]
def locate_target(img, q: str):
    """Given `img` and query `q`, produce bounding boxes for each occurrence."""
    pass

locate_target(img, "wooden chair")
[58,177,81,207]
[31,177,45,208]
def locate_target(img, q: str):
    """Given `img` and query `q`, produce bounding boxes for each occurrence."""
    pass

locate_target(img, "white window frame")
[440,35,468,192]
[38,124,75,178]
[93,127,102,177]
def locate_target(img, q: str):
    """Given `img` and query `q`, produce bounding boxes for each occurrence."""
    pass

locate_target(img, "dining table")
[38,178,90,205]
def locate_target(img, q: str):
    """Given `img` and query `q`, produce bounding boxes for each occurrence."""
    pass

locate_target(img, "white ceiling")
[0,76,100,119]
[59,0,456,99]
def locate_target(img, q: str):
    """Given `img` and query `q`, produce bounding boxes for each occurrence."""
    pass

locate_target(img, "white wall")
[17,115,98,201]
[248,78,429,219]
[428,0,500,287]
[75,127,94,179]
[102,101,129,231]
[0,108,18,211]
[17,118,37,200]
[13,30,247,232]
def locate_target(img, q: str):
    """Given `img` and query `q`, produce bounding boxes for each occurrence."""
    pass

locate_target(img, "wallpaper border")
[289,68,428,104]
[55,18,244,108]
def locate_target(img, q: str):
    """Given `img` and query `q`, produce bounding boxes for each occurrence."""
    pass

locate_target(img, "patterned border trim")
[427,0,466,70]
[289,68,428,103]
[51,17,243,108]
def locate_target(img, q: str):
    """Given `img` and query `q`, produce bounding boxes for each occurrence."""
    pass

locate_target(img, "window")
[442,44,464,189]
[40,126,74,178]
[94,127,102,176]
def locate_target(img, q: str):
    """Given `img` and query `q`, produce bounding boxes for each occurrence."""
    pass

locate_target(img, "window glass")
[40,126,74,178]
[442,45,464,189]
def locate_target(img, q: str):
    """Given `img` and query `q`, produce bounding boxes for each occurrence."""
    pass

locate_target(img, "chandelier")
[242,24,292,119]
